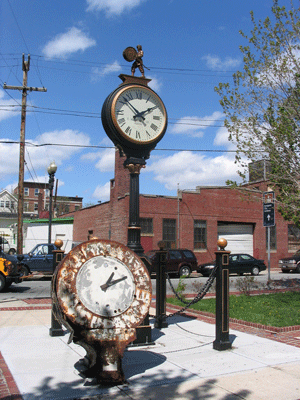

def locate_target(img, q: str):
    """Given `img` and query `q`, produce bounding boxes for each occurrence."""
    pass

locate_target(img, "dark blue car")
[20,243,58,275]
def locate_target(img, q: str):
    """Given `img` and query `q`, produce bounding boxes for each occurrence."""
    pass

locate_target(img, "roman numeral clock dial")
[102,82,168,155]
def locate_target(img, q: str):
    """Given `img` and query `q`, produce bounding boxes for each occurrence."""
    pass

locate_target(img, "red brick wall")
[71,150,290,269]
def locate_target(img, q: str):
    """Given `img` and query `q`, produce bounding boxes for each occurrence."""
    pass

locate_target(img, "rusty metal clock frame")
[53,239,152,384]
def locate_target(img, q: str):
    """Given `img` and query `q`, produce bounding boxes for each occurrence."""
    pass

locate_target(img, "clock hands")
[125,101,145,120]
[133,105,158,120]
[110,276,128,285]
[100,274,128,292]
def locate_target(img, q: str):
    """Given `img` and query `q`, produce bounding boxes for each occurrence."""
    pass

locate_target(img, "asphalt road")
[0,270,298,302]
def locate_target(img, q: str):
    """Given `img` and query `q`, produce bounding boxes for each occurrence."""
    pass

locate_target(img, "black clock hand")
[126,102,145,120]
[109,276,127,286]
[100,275,128,291]
[100,272,115,291]
[135,105,158,119]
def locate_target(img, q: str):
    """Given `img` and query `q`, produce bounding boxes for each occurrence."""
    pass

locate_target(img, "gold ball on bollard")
[54,239,63,250]
[217,238,227,250]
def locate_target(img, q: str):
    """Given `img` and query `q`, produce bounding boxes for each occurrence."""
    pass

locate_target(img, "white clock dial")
[111,85,167,144]
[76,255,135,317]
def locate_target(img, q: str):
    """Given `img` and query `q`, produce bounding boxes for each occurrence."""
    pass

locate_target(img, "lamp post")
[47,161,57,244]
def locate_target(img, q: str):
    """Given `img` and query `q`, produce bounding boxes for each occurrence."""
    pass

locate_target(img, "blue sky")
[0,0,292,205]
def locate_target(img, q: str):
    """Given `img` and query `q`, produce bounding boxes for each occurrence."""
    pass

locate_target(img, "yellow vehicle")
[0,252,21,292]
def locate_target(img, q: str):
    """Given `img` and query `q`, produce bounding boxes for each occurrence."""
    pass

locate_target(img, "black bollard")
[49,240,65,337]
[213,238,232,351]
[155,242,168,329]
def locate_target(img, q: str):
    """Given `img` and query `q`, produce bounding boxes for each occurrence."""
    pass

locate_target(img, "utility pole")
[3,54,47,254]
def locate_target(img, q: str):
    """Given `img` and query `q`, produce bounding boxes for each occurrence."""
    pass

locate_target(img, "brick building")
[70,149,300,269]
[13,182,83,218]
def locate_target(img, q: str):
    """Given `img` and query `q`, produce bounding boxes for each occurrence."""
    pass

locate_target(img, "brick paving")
[1,293,300,399]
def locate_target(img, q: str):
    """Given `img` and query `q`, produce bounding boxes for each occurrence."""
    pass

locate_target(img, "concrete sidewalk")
[0,301,300,400]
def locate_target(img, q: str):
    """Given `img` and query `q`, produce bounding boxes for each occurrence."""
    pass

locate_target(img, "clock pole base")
[132,324,154,346]
[74,329,138,385]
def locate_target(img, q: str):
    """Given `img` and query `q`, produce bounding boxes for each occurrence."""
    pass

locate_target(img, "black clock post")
[102,67,168,346]
[124,157,146,255]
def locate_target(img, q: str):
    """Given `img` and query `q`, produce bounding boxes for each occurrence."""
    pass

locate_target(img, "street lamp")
[47,161,57,244]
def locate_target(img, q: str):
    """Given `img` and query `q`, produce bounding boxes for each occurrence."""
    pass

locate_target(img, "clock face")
[55,239,152,330]
[111,85,167,145]
[76,255,135,317]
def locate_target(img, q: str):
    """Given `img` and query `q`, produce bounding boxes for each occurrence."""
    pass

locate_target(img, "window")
[5,201,10,208]
[24,188,29,196]
[10,202,15,209]
[288,224,300,252]
[34,189,39,197]
[0,201,4,208]
[194,220,207,250]
[169,250,182,260]
[34,203,38,211]
[140,218,153,234]
[182,250,195,259]
[266,225,277,250]
[162,219,176,249]
[24,202,29,212]
[240,254,252,261]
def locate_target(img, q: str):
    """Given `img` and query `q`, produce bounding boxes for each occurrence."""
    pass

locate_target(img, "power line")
[0,104,225,127]
[1,52,236,78]
[6,1,45,87]
[0,140,242,153]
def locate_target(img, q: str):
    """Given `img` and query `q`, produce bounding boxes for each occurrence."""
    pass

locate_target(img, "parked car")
[19,243,58,275]
[145,249,198,277]
[0,250,22,292]
[198,254,266,277]
[279,250,300,273]
[0,237,16,255]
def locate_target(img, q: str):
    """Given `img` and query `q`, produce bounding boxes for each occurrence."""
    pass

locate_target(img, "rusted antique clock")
[53,239,152,384]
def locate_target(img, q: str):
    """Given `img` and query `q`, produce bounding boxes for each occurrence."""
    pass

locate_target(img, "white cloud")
[202,54,241,70]
[171,111,224,137]
[0,90,19,122]
[147,151,239,190]
[0,130,90,181]
[42,27,96,59]
[148,76,162,92]
[92,182,110,201]
[214,126,236,150]
[91,61,122,82]
[86,0,145,16]
[82,148,115,172]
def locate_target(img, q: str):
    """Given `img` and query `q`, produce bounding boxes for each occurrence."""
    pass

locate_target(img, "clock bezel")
[101,82,168,154]
[110,84,167,146]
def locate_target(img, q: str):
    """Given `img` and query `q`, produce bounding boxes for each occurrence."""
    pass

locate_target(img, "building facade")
[13,182,83,218]
[69,149,299,269]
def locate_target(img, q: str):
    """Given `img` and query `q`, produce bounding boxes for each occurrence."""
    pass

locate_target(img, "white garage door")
[217,224,253,255]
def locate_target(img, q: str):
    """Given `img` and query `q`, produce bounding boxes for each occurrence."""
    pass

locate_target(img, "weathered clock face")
[55,239,152,330]
[111,85,167,145]
[76,255,135,317]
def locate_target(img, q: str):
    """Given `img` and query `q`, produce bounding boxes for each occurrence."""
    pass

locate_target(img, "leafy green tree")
[215,0,300,225]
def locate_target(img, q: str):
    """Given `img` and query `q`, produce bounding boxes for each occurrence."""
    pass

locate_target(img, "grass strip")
[166,291,300,327]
